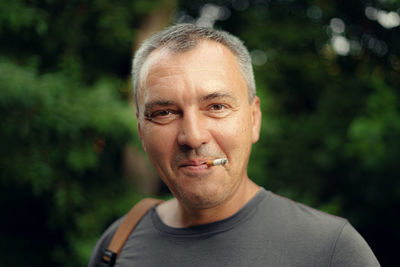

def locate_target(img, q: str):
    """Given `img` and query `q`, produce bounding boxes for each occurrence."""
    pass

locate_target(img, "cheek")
[212,113,253,154]
[142,125,177,159]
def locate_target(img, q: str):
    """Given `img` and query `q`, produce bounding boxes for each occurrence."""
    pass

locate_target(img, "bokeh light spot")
[307,6,322,20]
[251,49,267,66]
[331,36,350,56]
[330,18,345,34]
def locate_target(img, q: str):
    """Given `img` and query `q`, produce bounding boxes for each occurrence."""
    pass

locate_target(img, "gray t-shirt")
[89,188,380,266]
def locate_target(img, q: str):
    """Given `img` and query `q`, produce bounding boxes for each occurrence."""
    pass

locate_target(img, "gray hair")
[132,23,256,113]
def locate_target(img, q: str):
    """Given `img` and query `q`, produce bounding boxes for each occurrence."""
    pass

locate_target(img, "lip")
[178,159,210,168]
[177,158,221,177]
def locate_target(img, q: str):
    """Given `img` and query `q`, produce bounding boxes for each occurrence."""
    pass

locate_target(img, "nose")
[177,110,210,149]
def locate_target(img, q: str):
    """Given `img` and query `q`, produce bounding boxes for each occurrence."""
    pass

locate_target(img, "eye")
[145,109,180,124]
[206,103,231,118]
[153,110,172,117]
[209,104,226,111]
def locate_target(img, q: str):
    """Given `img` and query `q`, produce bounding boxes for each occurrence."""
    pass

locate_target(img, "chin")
[178,185,229,209]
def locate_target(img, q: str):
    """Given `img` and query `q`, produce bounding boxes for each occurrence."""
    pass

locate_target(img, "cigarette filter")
[206,158,228,167]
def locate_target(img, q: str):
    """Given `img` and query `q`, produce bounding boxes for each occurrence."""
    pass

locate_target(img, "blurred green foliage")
[0,0,163,266]
[1,0,400,266]
[0,57,143,266]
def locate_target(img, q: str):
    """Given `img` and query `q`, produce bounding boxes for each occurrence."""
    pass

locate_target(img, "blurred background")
[1,0,399,266]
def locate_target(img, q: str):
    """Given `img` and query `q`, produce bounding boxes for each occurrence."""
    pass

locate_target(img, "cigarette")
[206,158,228,167]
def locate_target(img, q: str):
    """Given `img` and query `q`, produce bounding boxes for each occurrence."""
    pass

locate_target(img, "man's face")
[137,41,261,208]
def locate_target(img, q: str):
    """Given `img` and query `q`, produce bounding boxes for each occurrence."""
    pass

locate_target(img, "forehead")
[137,41,247,103]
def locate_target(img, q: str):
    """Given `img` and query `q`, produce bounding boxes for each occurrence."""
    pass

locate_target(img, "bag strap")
[102,198,164,267]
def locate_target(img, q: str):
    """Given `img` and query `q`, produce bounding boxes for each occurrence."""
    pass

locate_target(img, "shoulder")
[257,189,380,266]
[330,223,380,266]
[88,216,125,267]
[259,190,348,232]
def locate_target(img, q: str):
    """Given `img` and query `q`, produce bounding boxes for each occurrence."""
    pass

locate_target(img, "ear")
[136,112,146,151]
[250,96,262,144]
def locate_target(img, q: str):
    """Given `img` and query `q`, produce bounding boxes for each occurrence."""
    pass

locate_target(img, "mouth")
[178,157,228,173]
[179,159,210,169]
[177,158,227,177]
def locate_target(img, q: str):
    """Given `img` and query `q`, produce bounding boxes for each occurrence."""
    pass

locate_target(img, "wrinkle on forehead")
[139,46,172,91]
[139,41,237,89]
[137,41,246,113]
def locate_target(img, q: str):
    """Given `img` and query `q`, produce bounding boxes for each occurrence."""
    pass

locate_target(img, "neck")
[157,179,260,228]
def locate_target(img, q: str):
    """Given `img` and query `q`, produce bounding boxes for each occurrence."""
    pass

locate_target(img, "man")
[89,23,380,266]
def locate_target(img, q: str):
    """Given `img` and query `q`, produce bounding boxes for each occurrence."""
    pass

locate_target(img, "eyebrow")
[144,100,175,114]
[202,92,238,104]
[143,91,238,114]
